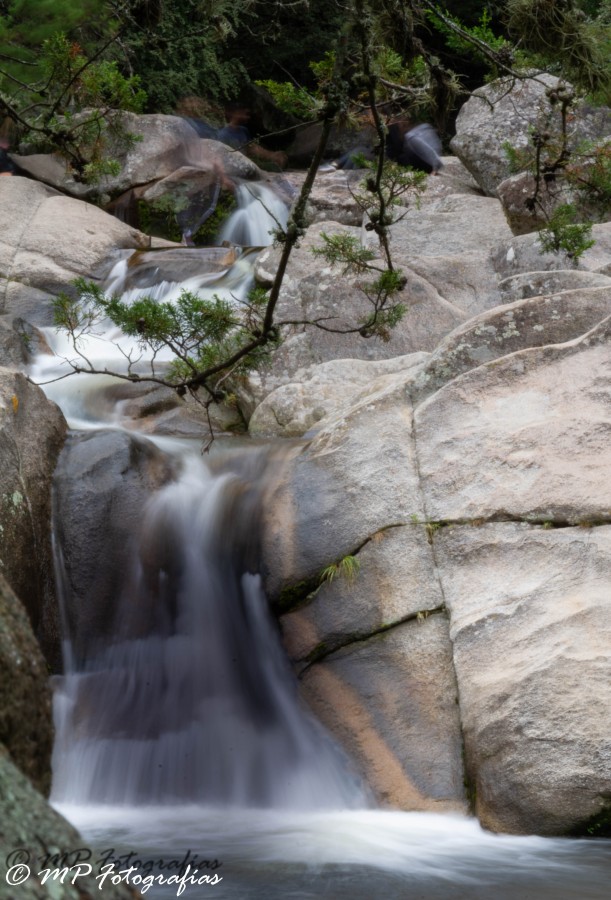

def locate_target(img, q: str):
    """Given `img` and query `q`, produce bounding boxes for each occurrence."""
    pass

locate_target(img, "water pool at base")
[56,805,611,900]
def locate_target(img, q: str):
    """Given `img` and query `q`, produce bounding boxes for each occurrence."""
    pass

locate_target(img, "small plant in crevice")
[319,554,361,585]
[425,521,443,543]
[537,203,596,262]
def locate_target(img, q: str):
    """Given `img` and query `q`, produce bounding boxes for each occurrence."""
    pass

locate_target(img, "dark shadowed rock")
[0,369,66,670]
[52,430,176,665]
[0,573,52,795]
[0,746,137,899]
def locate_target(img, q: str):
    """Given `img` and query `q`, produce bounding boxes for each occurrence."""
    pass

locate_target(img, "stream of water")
[34,182,611,899]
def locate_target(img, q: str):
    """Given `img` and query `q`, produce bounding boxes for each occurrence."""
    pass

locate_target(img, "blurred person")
[387,117,443,174]
[0,118,17,176]
[175,95,219,140]
[217,104,287,170]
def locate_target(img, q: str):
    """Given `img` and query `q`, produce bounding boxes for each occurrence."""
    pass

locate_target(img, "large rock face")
[13,114,261,198]
[451,75,611,198]
[262,274,611,833]
[436,522,611,835]
[249,352,428,438]
[2,81,611,843]
[408,285,611,405]
[0,176,150,327]
[247,192,513,409]
[415,317,611,524]
[388,193,514,317]
[493,221,611,282]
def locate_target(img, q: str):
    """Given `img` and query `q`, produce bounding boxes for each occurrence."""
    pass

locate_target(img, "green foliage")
[0,16,146,179]
[566,139,611,209]
[78,58,147,112]
[313,233,377,273]
[227,1,342,90]
[502,139,525,175]
[538,203,595,261]
[53,277,274,390]
[320,555,361,585]
[43,0,610,434]
[505,0,611,98]
[309,51,337,88]
[503,84,608,263]
[121,0,252,111]
[428,8,510,60]
[138,190,237,245]
[0,0,110,62]
[312,230,406,341]
[254,79,319,120]
[425,521,443,542]
[310,158,426,341]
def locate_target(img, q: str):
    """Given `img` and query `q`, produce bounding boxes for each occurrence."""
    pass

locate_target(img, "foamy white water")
[52,454,369,811]
[218,183,289,246]
[29,249,256,429]
[54,805,611,899]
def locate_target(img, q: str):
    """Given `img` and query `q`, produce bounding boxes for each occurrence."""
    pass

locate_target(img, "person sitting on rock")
[217,104,287,170]
[324,113,443,175]
[387,118,444,174]
[175,95,219,140]
[0,119,16,176]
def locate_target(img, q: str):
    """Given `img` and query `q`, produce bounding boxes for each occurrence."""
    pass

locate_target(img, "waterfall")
[51,451,368,809]
[218,183,290,247]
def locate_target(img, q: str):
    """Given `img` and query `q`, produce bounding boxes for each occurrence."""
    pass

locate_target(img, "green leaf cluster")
[254,79,319,120]
[320,555,361,585]
[505,0,611,98]
[53,277,275,391]
[428,8,510,59]
[538,203,595,261]
[120,0,251,111]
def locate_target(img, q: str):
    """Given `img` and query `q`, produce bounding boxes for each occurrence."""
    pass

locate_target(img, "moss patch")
[273,575,321,615]
[568,804,611,838]
[137,190,236,245]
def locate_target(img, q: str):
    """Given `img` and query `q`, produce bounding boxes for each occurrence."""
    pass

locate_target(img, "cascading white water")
[52,453,368,810]
[218,183,289,246]
[29,248,258,429]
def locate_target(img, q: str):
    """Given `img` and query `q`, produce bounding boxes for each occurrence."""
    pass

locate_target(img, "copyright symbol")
[5,850,30,867]
[5,864,30,886]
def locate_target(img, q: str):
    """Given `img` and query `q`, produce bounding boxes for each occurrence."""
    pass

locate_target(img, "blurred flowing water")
[33,180,610,898]
[51,449,368,812]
